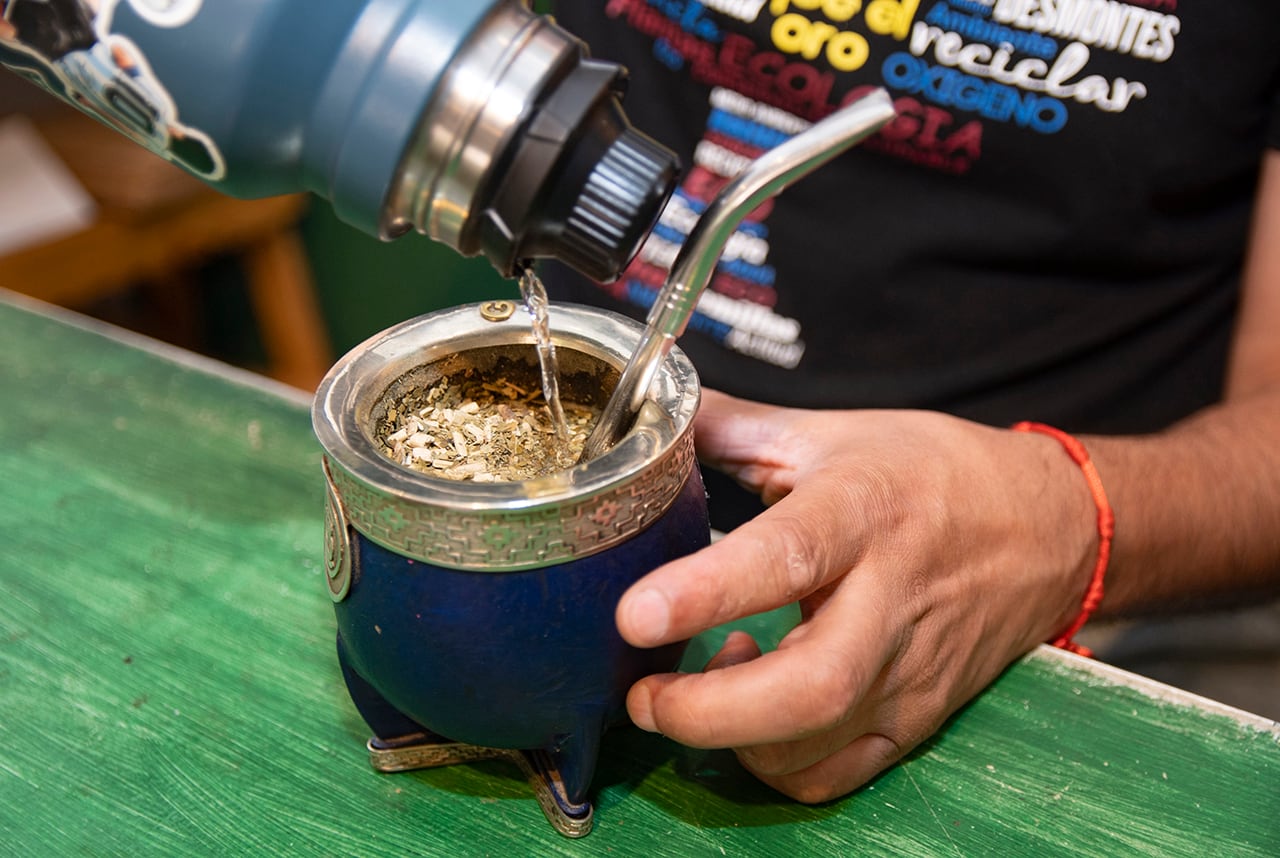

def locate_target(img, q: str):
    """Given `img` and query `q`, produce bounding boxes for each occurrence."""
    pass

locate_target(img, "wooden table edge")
[1029,643,1280,735]
[0,285,315,409]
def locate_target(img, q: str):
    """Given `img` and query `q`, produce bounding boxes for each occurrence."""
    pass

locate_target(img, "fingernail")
[628,683,657,733]
[622,588,670,645]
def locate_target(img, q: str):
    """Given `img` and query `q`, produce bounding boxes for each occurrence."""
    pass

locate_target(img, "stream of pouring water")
[517,266,570,443]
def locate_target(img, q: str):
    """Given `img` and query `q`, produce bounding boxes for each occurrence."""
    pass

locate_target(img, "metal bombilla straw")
[580,88,897,461]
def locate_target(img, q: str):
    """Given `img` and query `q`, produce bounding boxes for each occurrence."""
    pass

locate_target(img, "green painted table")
[1,290,1277,857]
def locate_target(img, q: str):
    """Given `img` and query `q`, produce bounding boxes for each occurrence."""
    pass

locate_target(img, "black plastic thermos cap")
[475,60,680,283]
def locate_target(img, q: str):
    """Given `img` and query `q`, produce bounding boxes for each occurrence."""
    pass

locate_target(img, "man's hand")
[616,389,1097,802]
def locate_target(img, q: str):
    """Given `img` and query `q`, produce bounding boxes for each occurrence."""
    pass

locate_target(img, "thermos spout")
[383,1,680,282]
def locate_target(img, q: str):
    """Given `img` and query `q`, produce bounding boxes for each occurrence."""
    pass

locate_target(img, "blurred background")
[0,69,518,392]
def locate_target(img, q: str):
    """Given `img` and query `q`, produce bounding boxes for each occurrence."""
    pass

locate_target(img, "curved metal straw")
[580,88,897,461]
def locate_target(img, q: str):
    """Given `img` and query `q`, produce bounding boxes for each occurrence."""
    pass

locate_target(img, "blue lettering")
[924,2,1058,60]
[945,0,993,16]
[652,223,689,245]
[682,2,721,41]
[685,310,732,340]
[707,109,792,150]
[626,280,658,311]
[1012,90,1065,131]
[626,280,731,340]
[952,77,988,114]
[653,39,687,71]
[882,53,1068,135]
[717,257,776,287]
[983,85,1018,122]
[646,0,721,42]
[675,191,770,237]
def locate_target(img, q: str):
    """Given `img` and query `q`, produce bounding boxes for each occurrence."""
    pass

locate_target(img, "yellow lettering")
[823,0,863,22]
[805,21,840,59]
[772,13,831,60]
[772,13,869,70]
[827,29,869,71]
[773,13,815,56]
[865,0,920,40]
[770,0,862,22]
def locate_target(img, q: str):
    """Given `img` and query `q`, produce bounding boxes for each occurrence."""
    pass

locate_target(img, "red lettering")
[709,272,779,308]
[709,34,838,121]
[850,94,983,174]
[626,258,777,309]
[684,166,776,219]
[942,120,982,162]
[608,0,718,71]
[914,104,953,150]
[717,33,758,78]
[626,260,670,289]
[773,61,836,112]
[704,131,766,160]
[747,50,785,80]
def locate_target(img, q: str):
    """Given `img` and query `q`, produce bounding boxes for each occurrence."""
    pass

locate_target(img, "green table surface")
[2,290,1277,857]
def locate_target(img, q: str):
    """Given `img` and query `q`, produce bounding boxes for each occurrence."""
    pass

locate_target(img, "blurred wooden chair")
[0,105,331,391]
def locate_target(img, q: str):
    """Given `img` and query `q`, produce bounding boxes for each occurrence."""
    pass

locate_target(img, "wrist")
[1012,422,1114,656]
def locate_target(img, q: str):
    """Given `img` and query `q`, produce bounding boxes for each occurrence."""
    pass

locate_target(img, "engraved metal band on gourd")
[322,459,352,602]
[324,428,696,572]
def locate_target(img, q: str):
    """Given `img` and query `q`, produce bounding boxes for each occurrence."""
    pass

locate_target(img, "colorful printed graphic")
[597,0,1180,368]
[0,0,224,179]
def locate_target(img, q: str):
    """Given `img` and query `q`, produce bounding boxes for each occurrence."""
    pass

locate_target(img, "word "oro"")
[770,0,920,72]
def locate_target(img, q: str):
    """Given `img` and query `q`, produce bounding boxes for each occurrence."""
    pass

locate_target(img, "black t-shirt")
[545,2,1280,435]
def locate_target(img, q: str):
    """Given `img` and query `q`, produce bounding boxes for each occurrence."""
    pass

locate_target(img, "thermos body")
[0,0,678,280]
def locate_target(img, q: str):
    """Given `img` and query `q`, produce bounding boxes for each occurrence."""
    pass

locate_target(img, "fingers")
[691,389,783,467]
[630,628,914,804]
[628,620,920,804]
[617,482,867,648]
[743,733,904,804]
[703,630,763,671]
[692,390,802,497]
[625,643,875,749]
[625,573,894,748]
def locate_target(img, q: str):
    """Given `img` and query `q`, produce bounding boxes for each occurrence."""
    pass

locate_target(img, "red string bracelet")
[1011,421,1115,657]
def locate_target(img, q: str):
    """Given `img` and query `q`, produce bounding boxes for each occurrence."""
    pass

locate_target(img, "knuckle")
[758,516,826,603]
[849,459,940,553]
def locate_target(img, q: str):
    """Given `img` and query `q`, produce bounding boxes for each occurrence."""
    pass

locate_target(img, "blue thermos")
[0,0,678,281]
